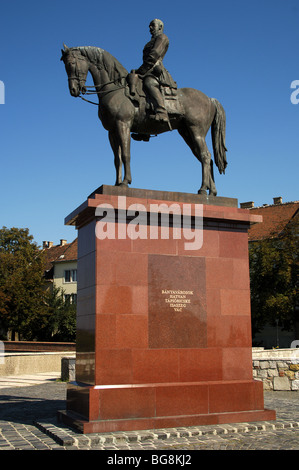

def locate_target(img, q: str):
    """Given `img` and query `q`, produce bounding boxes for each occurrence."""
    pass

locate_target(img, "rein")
[78,78,127,105]
[79,95,100,105]
[79,85,127,105]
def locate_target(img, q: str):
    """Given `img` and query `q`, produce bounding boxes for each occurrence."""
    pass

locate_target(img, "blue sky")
[0,0,298,247]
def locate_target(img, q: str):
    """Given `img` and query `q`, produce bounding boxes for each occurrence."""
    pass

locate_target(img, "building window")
[64,269,77,283]
[64,293,77,304]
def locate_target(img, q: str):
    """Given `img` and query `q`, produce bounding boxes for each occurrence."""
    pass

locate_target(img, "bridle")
[68,74,88,95]
[67,57,127,105]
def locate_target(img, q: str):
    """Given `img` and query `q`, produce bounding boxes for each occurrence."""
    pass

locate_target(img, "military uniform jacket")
[136,33,176,89]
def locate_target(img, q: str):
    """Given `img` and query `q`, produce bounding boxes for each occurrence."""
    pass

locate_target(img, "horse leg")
[178,125,217,196]
[109,131,122,186]
[116,121,132,187]
[198,150,217,196]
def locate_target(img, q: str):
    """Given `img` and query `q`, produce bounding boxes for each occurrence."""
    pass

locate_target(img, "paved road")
[0,377,298,451]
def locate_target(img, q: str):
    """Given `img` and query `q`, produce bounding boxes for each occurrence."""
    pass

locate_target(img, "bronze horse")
[61,45,227,195]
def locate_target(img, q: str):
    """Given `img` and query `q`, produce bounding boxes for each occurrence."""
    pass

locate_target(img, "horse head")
[61,44,89,97]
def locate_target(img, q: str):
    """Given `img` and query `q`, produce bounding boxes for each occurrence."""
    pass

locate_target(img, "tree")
[0,227,77,341]
[42,286,76,342]
[0,227,47,340]
[249,215,299,339]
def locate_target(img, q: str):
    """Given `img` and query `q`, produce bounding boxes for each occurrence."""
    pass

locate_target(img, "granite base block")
[61,186,275,433]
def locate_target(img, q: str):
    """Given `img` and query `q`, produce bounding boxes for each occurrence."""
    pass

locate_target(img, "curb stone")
[34,418,299,448]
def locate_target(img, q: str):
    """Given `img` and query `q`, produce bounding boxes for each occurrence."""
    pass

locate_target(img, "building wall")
[53,260,77,298]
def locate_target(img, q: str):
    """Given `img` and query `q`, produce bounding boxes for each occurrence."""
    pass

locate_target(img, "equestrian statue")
[61,19,227,196]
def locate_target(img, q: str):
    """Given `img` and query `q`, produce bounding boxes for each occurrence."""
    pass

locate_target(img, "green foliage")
[43,286,76,342]
[0,227,46,339]
[0,227,76,341]
[249,216,299,336]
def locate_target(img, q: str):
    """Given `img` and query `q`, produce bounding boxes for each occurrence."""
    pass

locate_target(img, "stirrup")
[154,112,169,122]
[155,112,172,131]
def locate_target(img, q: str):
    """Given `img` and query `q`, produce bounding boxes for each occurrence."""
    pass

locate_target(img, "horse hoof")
[119,181,131,188]
[198,189,207,195]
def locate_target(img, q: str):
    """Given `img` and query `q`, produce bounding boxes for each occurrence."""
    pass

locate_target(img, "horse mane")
[74,46,128,82]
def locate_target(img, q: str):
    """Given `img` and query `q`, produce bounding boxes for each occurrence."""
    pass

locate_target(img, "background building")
[43,238,78,304]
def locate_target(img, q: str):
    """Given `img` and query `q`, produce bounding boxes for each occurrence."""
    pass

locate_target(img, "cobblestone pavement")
[0,380,298,451]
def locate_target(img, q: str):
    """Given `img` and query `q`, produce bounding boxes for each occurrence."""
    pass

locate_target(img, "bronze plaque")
[148,255,207,348]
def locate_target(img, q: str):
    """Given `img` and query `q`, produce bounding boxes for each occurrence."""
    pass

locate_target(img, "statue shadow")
[0,381,67,425]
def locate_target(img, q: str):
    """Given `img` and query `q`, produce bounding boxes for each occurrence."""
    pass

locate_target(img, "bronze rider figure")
[132,19,176,123]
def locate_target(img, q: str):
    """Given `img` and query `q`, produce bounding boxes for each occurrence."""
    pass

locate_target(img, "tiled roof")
[43,238,78,272]
[247,202,299,241]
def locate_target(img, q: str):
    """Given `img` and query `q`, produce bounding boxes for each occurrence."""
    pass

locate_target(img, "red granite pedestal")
[58,185,276,433]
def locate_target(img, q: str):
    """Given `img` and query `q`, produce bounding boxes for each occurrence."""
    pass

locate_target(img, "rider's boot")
[155,106,172,131]
[147,86,169,123]
[154,105,169,123]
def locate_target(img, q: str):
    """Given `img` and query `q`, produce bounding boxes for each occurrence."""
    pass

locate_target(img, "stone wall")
[253,359,299,390]
[0,352,75,376]
[3,341,76,352]
[252,348,299,390]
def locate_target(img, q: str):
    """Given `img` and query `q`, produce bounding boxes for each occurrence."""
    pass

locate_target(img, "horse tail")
[210,98,228,174]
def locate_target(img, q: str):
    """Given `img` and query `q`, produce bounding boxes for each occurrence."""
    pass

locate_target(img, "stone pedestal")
[58,185,275,433]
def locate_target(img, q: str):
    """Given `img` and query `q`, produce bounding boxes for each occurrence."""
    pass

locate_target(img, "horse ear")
[61,44,69,60]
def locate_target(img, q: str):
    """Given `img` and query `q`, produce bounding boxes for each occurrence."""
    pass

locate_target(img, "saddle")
[125,71,182,120]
